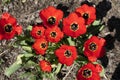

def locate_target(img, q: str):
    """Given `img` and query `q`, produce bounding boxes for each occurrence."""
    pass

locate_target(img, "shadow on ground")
[107,16,120,80]
[111,63,120,80]
[96,0,111,20]
[95,0,112,69]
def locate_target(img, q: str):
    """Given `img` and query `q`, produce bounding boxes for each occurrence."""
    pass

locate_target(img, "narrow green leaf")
[26,25,32,31]
[24,53,34,58]
[77,55,88,61]
[92,20,101,26]
[4,61,21,77]
[99,25,105,31]
[25,60,37,67]
[19,72,31,79]
[22,46,32,52]
[100,66,105,77]
[13,44,19,48]
[54,63,62,74]
[50,73,56,80]
[20,40,27,46]
[67,37,75,46]
[19,72,35,80]
[4,54,24,77]
[2,0,11,4]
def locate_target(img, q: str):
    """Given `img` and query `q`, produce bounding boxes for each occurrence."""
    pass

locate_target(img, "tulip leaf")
[2,0,11,4]
[100,66,105,77]
[26,25,32,31]
[22,46,32,52]
[99,25,105,31]
[54,63,62,74]
[92,20,101,26]
[19,72,36,80]
[20,40,27,46]
[4,61,21,77]
[67,37,75,46]
[4,54,24,77]
[23,60,37,68]
[24,53,34,58]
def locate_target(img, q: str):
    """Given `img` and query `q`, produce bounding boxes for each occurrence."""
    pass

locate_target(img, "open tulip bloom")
[39,6,63,27]
[0,13,22,40]
[77,63,102,80]
[75,4,96,25]
[84,36,106,62]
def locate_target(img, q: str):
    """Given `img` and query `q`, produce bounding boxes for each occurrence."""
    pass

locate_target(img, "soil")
[0,0,120,80]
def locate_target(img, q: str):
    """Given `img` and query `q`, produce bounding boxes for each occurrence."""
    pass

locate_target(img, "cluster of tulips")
[0,3,106,80]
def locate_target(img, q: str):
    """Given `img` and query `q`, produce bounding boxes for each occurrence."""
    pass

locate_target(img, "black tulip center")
[83,69,92,78]
[64,50,72,57]
[89,42,97,51]
[41,43,46,48]
[71,23,78,31]
[51,32,57,38]
[4,25,13,32]
[48,17,56,25]
[37,30,41,35]
[83,13,89,19]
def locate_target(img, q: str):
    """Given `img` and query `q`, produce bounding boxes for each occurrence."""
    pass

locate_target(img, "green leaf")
[100,66,105,77]
[22,46,32,52]
[54,63,62,74]
[16,54,24,63]
[67,37,75,46]
[19,72,31,79]
[13,44,19,48]
[25,60,37,67]
[24,53,34,58]
[20,40,27,46]
[4,61,21,77]
[99,25,105,31]
[77,55,88,61]
[92,20,101,26]
[19,72,35,80]
[49,73,56,80]
[2,0,11,4]
[26,25,32,31]
[4,54,24,77]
